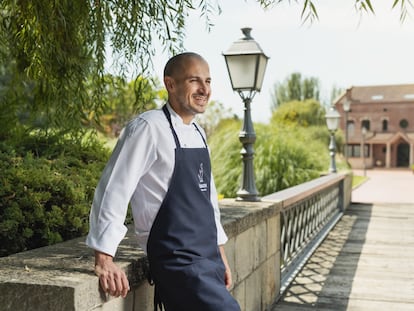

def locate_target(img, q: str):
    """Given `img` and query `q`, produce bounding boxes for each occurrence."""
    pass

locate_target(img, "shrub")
[254,124,326,195]
[0,135,109,256]
[209,119,243,198]
[209,119,331,198]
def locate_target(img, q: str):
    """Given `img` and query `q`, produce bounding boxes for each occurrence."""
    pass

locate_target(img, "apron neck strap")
[162,104,208,148]
[162,105,181,148]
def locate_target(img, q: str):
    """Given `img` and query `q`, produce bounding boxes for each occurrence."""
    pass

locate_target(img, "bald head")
[164,52,207,79]
[162,52,211,124]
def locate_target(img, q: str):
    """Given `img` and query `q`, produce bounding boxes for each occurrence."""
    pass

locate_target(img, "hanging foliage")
[0,0,407,137]
[0,0,220,136]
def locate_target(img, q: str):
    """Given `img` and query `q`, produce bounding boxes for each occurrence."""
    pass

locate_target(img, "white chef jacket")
[86,104,228,257]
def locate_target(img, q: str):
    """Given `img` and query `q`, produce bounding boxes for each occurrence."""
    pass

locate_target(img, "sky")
[150,0,414,123]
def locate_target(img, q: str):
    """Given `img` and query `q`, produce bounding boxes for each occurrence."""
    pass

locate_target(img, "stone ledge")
[0,200,279,311]
[0,230,148,310]
[262,173,350,208]
[219,199,281,238]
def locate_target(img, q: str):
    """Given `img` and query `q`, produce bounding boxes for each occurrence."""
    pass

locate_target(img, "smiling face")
[164,54,211,124]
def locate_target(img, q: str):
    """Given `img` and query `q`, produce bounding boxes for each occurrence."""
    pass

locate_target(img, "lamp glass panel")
[326,117,339,131]
[254,54,268,91]
[225,55,256,90]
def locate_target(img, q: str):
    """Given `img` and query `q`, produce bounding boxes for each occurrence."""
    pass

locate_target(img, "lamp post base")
[236,189,260,202]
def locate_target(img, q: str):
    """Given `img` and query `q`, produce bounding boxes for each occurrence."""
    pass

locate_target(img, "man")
[86,52,241,311]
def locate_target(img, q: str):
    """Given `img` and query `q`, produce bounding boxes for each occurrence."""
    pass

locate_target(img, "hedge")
[0,135,109,257]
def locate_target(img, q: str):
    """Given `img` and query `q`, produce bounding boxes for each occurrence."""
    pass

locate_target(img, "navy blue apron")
[146,105,240,311]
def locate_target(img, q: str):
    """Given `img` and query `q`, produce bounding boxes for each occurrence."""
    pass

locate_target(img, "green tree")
[330,85,344,105]
[271,73,320,110]
[271,99,326,127]
[0,1,94,137]
[0,0,403,137]
[95,75,159,137]
[0,1,219,137]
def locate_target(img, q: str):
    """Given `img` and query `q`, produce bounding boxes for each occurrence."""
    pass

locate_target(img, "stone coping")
[0,200,280,310]
[0,199,279,282]
[262,173,348,208]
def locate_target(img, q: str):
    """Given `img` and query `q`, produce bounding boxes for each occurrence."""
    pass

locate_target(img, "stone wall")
[0,172,351,311]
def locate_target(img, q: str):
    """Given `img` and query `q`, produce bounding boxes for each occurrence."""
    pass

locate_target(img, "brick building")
[334,84,414,169]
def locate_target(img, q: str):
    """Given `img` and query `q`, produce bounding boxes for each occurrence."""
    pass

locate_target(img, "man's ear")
[164,76,174,91]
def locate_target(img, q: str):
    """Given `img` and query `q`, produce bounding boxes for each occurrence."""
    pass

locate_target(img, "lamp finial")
[241,27,253,40]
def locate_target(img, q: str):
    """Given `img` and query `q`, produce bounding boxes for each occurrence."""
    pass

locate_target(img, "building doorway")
[397,143,410,167]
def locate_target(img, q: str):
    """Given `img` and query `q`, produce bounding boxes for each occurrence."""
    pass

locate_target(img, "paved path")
[272,169,414,311]
[352,169,414,204]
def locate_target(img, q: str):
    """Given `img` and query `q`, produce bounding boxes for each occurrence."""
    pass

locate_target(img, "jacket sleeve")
[86,117,156,256]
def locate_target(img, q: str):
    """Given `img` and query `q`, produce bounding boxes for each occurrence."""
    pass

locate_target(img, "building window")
[361,120,370,130]
[347,120,355,136]
[353,145,360,157]
[400,119,409,129]
[382,120,388,131]
[348,144,369,157]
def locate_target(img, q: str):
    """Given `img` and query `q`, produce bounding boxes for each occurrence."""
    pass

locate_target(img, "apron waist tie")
[153,284,164,311]
[147,269,164,311]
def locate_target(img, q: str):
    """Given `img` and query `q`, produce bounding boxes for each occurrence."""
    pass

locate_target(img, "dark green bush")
[0,134,109,257]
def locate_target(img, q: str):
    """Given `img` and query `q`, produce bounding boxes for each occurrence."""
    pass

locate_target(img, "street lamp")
[362,126,367,177]
[325,105,340,173]
[223,27,269,202]
[343,99,351,165]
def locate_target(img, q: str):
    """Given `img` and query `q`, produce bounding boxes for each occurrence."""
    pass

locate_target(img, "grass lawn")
[352,174,367,188]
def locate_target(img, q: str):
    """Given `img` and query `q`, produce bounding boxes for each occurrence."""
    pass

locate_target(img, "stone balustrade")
[0,172,352,311]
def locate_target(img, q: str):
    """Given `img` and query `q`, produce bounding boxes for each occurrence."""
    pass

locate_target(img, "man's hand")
[219,245,233,290]
[94,250,130,298]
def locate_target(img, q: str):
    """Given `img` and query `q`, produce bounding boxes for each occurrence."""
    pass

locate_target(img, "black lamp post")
[223,27,269,202]
[343,99,351,164]
[325,106,340,173]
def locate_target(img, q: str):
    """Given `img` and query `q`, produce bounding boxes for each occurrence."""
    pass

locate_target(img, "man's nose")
[199,82,209,94]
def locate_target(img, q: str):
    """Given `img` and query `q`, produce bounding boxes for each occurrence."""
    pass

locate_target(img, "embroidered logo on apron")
[198,163,208,192]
